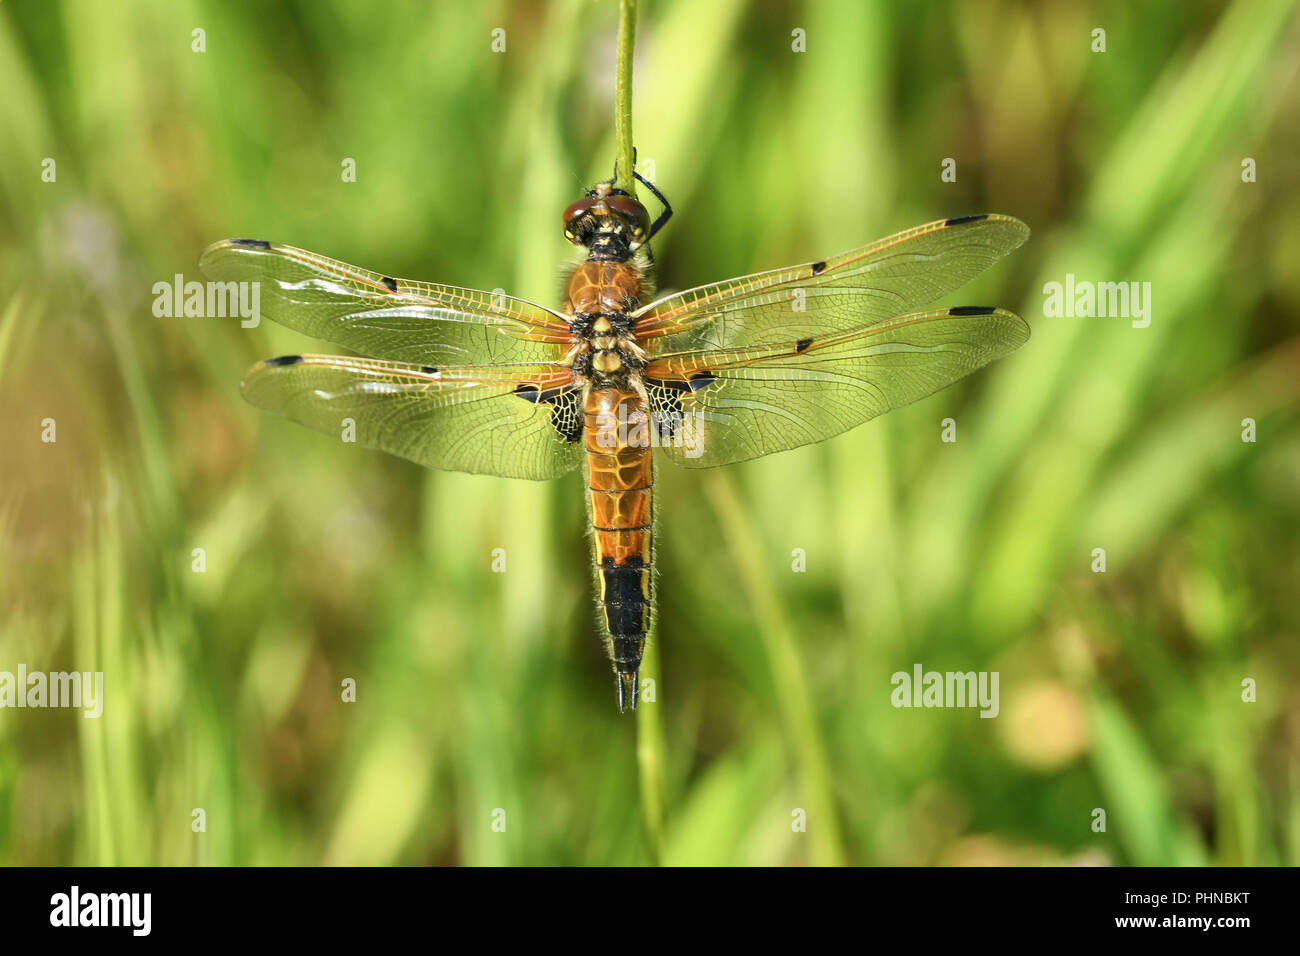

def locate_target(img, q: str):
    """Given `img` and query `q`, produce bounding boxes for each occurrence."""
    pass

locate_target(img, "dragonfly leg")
[611,147,673,242]
[635,169,673,241]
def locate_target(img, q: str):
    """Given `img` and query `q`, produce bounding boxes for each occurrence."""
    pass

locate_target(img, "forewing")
[644,306,1029,468]
[633,215,1028,352]
[241,355,583,480]
[200,239,572,365]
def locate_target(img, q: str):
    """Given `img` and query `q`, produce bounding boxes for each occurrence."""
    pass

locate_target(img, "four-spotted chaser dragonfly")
[201,170,1028,711]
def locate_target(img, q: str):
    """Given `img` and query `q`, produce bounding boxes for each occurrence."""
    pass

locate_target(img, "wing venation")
[200,239,572,366]
[643,307,1029,467]
[633,215,1028,353]
[241,354,582,480]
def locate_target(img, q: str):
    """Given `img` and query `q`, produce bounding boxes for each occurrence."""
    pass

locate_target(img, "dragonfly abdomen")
[584,385,652,711]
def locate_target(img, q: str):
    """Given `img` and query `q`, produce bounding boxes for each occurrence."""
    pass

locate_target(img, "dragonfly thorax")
[567,328,646,385]
[564,260,642,316]
[564,259,645,386]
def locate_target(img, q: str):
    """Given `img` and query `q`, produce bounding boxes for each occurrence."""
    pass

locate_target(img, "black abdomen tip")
[611,634,645,664]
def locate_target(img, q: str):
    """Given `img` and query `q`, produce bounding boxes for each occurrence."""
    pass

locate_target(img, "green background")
[1,0,1298,866]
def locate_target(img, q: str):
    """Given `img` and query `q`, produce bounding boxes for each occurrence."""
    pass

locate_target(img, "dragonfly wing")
[201,240,572,365]
[242,355,583,480]
[644,306,1028,468]
[633,215,1028,352]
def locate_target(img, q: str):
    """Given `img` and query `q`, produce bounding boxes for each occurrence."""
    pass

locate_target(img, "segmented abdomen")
[584,386,652,705]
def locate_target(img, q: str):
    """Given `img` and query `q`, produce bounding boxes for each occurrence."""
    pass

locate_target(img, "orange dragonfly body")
[201,174,1028,711]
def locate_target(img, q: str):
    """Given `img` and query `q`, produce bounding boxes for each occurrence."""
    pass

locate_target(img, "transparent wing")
[633,215,1028,353]
[241,355,583,480]
[643,306,1029,468]
[200,239,572,365]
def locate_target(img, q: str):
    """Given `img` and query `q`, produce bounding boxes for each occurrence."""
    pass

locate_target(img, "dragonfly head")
[563,182,652,257]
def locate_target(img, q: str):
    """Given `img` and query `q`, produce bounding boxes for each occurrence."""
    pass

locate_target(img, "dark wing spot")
[231,238,271,249]
[420,366,439,375]
[944,214,989,226]
[547,386,584,442]
[795,337,813,353]
[948,306,995,316]
[264,355,303,366]
[810,260,827,276]
[646,373,716,394]
[646,381,684,439]
[651,380,689,394]
[646,374,716,440]
[515,383,583,441]
[381,276,399,293]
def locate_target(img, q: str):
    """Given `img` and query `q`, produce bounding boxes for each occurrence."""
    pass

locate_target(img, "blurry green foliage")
[0,0,1298,865]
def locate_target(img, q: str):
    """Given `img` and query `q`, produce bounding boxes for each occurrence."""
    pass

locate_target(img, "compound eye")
[605,195,652,239]
[562,197,595,238]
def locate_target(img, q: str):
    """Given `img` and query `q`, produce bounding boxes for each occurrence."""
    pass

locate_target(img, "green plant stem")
[704,470,846,866]
[636,636,665,864]
[616,0,662,864]
[614,0,638,193]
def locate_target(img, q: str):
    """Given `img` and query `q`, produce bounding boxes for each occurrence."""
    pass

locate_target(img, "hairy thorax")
[563,260,647,387]
[565,260,642,317]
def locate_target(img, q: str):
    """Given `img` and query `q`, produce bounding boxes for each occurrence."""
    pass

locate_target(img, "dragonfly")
[200,168,1029,712]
